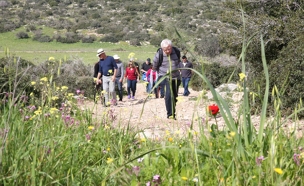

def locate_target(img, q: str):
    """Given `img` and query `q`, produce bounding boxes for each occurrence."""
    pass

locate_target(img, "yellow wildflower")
[128,52,136,59]
[181,177,188,181]
[34,107,42,115]
[140,138,146,142]
[40,77,48,82]
[101,90,106,94]
[50,108,58,114]
[165,130,170,136]
[168,137,173,142]
[107,147,111,151]
[51,96,58,100]
[61,86,68,91]
[48,57,55,61]
[56,87,60,91]
[229,131,236,137]
[106,158,114,164]
[30,92,34,97]
[239,73,246,81]
[68,93,74,97]
[274,168,283,175]
[31,81,36,86]
[88,126,95,130]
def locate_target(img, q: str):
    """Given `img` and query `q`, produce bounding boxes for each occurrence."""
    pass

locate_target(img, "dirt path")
[81,82,304,139]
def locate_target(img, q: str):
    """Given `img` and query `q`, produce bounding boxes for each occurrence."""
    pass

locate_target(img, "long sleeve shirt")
[125,67,138,80]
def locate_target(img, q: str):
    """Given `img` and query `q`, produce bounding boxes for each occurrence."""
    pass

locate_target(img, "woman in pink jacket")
[146,65,159,98]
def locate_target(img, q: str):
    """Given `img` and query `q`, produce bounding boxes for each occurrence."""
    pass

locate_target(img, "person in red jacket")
[125,60,140,99]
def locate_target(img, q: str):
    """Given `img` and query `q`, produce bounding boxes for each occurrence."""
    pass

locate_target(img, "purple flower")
[132,166,140,176]
[76,89,81,94]
[256,156,265,166]
[294,153,300,166]
[153,175,161,184]
[146,182,151,186]
[85,134,91,141]
[24,116,30,121]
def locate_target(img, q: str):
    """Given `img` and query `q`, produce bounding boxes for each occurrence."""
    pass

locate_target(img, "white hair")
[160,39,172,48]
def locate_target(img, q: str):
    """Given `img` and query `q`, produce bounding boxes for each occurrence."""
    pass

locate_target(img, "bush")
[16,31,29,39]
[191,62,240,91]
[33,33,53,42]
[100,35,119,43]
[81,35,96,43]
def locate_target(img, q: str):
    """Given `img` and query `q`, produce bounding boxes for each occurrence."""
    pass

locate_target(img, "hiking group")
[94,39,193,119]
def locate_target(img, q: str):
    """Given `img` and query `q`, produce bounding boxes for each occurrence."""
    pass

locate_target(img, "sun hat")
[96,48,105,57]
[113,54,120,60]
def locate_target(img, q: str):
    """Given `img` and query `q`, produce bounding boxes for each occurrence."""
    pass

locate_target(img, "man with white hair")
[96,48,118,107]
[153,39,181,119]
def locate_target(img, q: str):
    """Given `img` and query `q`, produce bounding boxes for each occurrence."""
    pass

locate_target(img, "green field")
[0,27,158,64]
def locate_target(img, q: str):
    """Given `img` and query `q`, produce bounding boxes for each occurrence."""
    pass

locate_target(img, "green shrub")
[191,62,240,91]
[33,33,53,42]
[81,35,96,43]
[16,31,29,39]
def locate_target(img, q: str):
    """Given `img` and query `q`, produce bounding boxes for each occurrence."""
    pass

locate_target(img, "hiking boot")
[160,95,164,98]
[132,96,135,99]
[127,95,131,99]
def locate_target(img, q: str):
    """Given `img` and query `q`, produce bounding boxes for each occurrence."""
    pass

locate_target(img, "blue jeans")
[115,77,123,101]
[182,77,191,96]
[127,79,137,96]
[160,77,181,118]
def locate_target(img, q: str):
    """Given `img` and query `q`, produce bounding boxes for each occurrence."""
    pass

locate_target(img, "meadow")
[0,26,157,65]
[1,26,304,185]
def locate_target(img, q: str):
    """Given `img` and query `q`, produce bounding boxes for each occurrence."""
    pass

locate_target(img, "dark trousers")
[115,77,123,101]
[160,77,181,118]
[127,79,137,96]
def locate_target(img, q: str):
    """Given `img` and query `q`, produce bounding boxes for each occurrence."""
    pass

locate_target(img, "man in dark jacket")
[153,39,181,119]
[179,56,193,96]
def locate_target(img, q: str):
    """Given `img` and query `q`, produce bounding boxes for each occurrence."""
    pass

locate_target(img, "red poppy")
[208,104,219,116]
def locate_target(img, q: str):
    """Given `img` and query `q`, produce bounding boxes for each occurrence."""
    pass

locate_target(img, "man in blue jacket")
[96,48,118,107]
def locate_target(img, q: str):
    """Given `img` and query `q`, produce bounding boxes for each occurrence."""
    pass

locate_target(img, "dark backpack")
[155,46,181,71]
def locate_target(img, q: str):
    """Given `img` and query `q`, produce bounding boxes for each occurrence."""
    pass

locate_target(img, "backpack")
[155,46,181,71]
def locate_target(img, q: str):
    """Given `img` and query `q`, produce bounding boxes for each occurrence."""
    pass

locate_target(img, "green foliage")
[0,57,35,99]
[16,31,29,39]
[191,62,239,91]
[221,0,304,117]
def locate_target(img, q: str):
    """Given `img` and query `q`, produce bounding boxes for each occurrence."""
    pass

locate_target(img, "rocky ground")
[81,82,304,139]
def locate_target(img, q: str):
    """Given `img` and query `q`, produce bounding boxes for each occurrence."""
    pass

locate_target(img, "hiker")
[146,64,159,98]
[113,54,124,101]
[130,58,140,77]
[93,60,103,103]
[125,60,140,99]
[141,58,152,93]
[153,39,181,119]
[179,55,193,96]
[96,48,118,107]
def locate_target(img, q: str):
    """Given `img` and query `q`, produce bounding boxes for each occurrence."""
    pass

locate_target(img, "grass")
[0,26,158,64]
[1,19,304,185]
